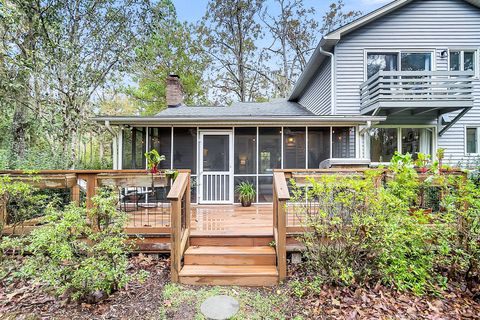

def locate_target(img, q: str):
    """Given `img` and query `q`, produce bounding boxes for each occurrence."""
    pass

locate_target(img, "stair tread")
[179,265,278,277]
[185,246,275,255]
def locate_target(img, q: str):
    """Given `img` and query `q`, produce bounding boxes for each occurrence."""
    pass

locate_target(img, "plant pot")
[241,199,252,207]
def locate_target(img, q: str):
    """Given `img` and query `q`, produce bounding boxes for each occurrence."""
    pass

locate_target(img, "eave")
[93,115,387,127]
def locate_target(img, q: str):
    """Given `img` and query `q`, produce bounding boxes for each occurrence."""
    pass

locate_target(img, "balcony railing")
[360,71,475,115]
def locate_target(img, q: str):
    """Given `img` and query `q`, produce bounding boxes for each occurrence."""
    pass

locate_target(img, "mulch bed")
[1,256,480,319]
[284,281,480,319]
[0,254,170,320]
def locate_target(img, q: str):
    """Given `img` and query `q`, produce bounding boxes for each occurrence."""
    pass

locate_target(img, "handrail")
[360,70,475,89]
[273,171,290,281]
[0,170,190,239]
[0,169,190,174]
[168,171,191,282]
[167,172,189,200]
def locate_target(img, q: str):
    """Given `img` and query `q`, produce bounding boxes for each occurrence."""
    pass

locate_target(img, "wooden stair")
[178,235,279,286]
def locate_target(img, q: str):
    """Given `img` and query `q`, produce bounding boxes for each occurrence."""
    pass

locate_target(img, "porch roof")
[93,99,386,126]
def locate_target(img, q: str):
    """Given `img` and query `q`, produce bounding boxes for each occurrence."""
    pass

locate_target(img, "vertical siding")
[298,59,331,115]
[333,0,480,164]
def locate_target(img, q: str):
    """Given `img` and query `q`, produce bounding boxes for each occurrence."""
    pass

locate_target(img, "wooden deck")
[125,204,306,235]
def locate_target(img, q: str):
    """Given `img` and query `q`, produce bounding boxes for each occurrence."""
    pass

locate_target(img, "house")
[95,0,480,205]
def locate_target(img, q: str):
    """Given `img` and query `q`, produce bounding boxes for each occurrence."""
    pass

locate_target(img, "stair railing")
[273,170,290,281]
[167,171,191,282]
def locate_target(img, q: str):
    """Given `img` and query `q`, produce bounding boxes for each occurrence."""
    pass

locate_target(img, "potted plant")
[235,181,256,207]
[144,150,166,191]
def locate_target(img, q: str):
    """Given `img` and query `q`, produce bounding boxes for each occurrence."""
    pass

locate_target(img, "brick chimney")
[166,74,183,107]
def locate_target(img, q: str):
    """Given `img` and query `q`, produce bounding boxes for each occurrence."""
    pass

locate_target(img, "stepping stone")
[200,295,240,320]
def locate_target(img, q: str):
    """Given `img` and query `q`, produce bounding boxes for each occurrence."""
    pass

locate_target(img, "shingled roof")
[155,100,315,118]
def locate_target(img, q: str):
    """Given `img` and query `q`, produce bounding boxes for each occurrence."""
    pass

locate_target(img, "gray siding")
[298,59,331,115]
[333,0,480,164]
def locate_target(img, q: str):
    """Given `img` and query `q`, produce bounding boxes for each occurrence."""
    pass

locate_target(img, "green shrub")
[0,176,49,227]
[290,170,391,286]
[290,157,471,295]
[20,188,132,302]
[441,176,480,282]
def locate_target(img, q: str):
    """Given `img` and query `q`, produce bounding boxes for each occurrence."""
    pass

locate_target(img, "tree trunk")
[11,105,28,168]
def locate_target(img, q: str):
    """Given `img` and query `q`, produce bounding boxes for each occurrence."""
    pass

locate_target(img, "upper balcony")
[360,71,475,118]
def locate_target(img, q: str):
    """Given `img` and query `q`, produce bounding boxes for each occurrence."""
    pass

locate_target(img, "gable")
[290,0,480,101]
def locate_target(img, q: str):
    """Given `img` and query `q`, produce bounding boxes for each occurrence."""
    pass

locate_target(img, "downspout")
[318,48,336,115]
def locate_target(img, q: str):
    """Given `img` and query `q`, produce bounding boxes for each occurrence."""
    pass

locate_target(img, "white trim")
[280,126,284,169]
[118,127,123,169]
[305,126,309,168]
[256,126,259,203]
[198,130,234,204]
[464,125,480,155]
[145,126,149,169]
[170,127,174,170]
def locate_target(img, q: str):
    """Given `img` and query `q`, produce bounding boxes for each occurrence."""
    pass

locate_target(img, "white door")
[199,131,233,204]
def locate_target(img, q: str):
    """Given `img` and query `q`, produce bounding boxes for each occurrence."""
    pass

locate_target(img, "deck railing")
[0,169,189,235]
[360,71,474,111]
[167,172,191,282]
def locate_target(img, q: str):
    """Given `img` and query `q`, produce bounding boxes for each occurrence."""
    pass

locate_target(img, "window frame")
[465,126,480,155]
[448,49,479,78]
[368,125,437,165]
[363,49,436,81]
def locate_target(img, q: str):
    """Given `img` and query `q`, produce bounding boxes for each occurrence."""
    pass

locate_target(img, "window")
[234,127,256,174]
[258,127,281,174]
[149,127,171,169]
[308,127,330,168]
[369,127,434,162]
[367,53,398,78]
[173,128,197,174]
[450,50,476,72]
[370,128,397,162]
[466,127,479,154]
[366,51,433,79]
[402,128,433,158]
[283,127,306,169]
[332,127,355,158]
[401,52,432,71]
[122,127,146,169]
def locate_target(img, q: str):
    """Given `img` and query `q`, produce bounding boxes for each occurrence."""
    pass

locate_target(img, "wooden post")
[78,173,98,231]
[273,171,290,282]
[167,172,190,283]
[0,197,7,227]
[170,198,181,282]
[71,178,80,206]
[277,199,287,281]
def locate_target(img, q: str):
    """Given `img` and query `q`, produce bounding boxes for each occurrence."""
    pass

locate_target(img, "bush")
[441,176,480,283]
[291,155,479,295]
[0,176,49,228]
[290,170,392,286]
[20,188,132,302]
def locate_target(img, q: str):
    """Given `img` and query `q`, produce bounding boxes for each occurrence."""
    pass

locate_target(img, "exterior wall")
[333,0,480,164]
[298,59,331,115]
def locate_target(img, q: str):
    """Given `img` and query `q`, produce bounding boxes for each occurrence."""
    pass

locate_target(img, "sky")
[173,0,392,24]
